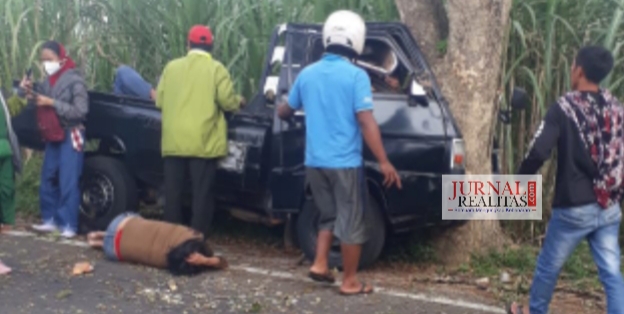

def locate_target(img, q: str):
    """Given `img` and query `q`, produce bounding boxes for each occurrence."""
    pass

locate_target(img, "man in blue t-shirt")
[278,10,401,296]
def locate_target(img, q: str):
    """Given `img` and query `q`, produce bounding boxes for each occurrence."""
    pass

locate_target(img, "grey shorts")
[306,167,368,245]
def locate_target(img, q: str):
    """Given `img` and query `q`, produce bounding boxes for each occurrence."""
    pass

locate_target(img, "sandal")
[339,282,374,296]
[308,271,336,284]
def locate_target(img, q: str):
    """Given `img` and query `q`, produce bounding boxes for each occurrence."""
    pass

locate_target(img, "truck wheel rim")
[80,173,114,219]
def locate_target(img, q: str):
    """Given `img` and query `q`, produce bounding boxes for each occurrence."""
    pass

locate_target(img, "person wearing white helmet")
[278,10,402,295]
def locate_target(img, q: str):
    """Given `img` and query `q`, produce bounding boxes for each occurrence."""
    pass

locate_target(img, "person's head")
[187,25,213,53]
[40,41,74,76]
[166,238,212,276]
[323,10,366,59]
[571,45,614,91]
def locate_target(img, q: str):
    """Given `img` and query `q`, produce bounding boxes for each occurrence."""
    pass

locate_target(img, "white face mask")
[43,61,61,76]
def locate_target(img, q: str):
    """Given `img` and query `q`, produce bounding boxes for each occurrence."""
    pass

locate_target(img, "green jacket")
[0,102,10,158]
[156,50,241,158]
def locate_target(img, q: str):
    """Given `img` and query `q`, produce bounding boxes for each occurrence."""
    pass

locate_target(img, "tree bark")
[395,0,513,266]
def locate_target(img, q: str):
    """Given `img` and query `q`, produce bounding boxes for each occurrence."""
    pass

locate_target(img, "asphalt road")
[0,234,506,314]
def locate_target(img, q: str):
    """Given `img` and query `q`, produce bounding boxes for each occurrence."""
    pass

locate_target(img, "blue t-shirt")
[288,53,374,168]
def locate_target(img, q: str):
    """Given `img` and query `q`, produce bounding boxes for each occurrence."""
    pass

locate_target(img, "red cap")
[188,25,213,45]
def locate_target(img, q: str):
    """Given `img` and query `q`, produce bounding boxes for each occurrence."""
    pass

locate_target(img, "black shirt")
[518,93,603,208]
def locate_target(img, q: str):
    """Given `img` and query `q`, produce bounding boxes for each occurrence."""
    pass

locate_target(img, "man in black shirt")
[509,46,624,314]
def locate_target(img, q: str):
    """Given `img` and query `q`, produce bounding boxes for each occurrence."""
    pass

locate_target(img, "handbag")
[36,106,65,142]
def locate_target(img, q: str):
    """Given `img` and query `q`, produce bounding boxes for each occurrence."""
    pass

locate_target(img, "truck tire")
[296,194,386,270]
[79,156,138,232]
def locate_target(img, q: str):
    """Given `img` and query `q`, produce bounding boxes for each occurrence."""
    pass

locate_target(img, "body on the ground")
[87,212,227,275]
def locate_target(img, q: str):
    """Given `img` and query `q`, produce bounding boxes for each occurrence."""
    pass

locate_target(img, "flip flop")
[339,282,374,296]
[308,271,336,284]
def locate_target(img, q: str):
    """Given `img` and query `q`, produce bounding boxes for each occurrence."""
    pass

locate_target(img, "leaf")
[56,289,72,299]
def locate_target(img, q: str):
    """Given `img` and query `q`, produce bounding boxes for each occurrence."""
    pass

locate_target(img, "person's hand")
[20,76,33,98]
[186,252,206,265]
[385,76,400,91]
[380,161,402,189]
[35,95,54,107]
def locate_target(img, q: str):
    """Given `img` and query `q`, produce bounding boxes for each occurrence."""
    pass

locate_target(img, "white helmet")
[322,10,366,55]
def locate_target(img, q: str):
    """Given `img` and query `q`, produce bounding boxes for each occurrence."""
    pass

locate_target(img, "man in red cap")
[156,25,245,237]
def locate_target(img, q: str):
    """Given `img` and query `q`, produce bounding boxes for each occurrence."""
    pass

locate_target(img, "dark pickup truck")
[12,22,524,268]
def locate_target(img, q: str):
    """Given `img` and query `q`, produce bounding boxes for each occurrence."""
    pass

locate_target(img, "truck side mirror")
[409,79,428,107]
[510,87,530,111]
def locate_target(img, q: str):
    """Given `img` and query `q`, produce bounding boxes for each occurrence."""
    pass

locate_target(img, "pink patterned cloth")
[557,89,624,209]
[70,127,84,152]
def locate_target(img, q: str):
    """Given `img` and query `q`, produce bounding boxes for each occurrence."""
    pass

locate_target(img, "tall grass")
[0,0,398,97]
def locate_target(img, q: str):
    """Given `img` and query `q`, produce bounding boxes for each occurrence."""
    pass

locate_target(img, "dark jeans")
[163,157,217,237]
[113,65,153,100]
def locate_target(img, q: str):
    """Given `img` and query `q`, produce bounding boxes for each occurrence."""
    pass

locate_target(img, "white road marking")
[3,231,506,314]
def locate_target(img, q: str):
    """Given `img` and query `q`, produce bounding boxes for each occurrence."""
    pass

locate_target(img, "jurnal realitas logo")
[442,175,542,221]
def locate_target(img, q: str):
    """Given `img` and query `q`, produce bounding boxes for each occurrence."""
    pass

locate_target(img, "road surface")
[0,232,507,314]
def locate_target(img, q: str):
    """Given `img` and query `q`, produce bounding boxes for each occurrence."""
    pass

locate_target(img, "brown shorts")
[306,167,368,245]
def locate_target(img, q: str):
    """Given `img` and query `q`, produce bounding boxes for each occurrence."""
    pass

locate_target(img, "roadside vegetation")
[3,0,624,304]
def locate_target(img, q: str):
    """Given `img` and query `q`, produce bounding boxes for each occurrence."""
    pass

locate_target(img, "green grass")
[469,242,620,291]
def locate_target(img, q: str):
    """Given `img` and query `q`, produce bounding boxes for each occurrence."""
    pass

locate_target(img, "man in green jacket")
[156,25,244,237]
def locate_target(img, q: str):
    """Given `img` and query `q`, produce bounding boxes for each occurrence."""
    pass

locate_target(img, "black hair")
[575,45,614,84]
[189,42,213,53]
[325,45,358,60]
[41,41,62,57]
[166,238,213,276]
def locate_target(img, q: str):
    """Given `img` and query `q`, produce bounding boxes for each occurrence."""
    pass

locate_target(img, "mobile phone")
[26,68,32,80]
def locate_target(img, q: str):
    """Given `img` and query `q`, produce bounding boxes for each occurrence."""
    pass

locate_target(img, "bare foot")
[508,302,529,314]
[340,281,374,295]
[0,261,12,275]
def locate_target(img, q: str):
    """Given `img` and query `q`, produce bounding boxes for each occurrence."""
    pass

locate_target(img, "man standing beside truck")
[156,25,244,237]
[278,10,401,295]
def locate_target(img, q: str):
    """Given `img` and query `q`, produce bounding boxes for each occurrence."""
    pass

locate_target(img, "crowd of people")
[0,7,622,308]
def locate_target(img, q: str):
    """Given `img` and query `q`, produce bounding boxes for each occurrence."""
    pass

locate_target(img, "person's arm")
[155,66,167,109]
[48,81,89,121]
[354,71,402,189]
[277,77,302,120]
[215,63,242,112]
[518,104,561,174]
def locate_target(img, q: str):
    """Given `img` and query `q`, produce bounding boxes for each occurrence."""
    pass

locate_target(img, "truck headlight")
[218,141,247,173]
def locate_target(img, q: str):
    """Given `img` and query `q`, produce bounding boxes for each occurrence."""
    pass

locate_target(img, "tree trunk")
[395,0,513,266]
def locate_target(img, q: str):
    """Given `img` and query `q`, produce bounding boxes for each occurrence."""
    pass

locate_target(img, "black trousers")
[163,157,217,237]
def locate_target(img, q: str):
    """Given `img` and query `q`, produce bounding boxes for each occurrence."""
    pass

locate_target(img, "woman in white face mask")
[19,41,89,239]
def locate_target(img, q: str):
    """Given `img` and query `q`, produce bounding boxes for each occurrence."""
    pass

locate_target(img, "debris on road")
[475,277,490,290]
[168,279,178,291]
[72,262,94,276]
[500,271,511,284]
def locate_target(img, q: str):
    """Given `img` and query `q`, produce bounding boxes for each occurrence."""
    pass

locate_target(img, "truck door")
[268,26,318,213]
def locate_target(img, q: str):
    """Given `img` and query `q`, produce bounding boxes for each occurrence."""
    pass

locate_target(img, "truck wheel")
[79,156,138,232]
[296,195,386,270]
